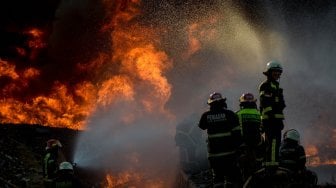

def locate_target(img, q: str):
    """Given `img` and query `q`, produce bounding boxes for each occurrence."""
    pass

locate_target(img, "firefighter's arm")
[298,146,307,169]
[198,113,207,130]
[259,84,275,119]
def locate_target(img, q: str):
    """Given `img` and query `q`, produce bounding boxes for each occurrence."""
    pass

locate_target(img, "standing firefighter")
[236,93,264,181]
[43,139,66,187]
[199,92,242,187]
[259,60,286,167]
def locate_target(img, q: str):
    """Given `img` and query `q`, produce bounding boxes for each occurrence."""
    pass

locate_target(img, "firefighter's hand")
[267,112,275,120]
[259,125,265,133]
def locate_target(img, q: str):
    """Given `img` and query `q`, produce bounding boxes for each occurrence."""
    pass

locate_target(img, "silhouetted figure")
[236,93,264,181]
[199,92,243,187]
[259,60,286,167]
[43,139,66,187]
[53,162,83,188]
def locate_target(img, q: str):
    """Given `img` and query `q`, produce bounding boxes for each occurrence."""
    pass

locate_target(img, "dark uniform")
[279,129,318,186]
[43,139,65,188]
[236,93,264,180]
[53,162,83,188]
[199,92,242,187]
[279,139,306,172]
[259,60,285,167]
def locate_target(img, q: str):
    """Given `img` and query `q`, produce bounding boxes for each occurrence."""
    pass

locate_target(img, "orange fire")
[306,144,336,167]
[0,0,173,129]
[105,171,165,188]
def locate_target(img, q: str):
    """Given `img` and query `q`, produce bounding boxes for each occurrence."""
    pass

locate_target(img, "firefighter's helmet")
[239,93,257,103]
[283,129,300,142]
[59,162,73,171]
[207,92,226,105]
[46,139,62,150]
[263,60,283,75]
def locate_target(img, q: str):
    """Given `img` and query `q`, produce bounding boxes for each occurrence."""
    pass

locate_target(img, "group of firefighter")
[42,139,82,188]
[198,60,317,187]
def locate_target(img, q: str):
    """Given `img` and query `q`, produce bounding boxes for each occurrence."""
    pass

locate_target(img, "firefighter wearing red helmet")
[43,139,66,187]
[198,92,243,187]
[259,60,286,168]
[236,93,264,181]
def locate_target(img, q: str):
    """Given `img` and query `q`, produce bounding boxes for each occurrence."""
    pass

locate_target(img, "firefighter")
[198,92,242,187]
[279,129,318,186]
[258,60,286,167]
[279,129,305,172]
[43,139,66,187]
[236,93,264,181]
[175,113,209,175]
[53,162,83,188]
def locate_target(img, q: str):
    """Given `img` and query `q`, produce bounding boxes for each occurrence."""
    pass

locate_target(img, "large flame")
[0,0,173,129]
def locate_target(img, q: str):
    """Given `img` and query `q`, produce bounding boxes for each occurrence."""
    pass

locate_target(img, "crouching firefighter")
[53,161,83,188]
[199,92,243,187]
[279,129,318,187]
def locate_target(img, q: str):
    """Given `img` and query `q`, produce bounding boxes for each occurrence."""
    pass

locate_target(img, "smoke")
[73,102,178,186]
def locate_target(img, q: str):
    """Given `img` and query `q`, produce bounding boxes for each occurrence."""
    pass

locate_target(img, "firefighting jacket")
[236,108,262,146]
[259,79,286,120]
[279,140,306,172]
[54,173,83,188]
[43,150,59,179]
[199,107,242,158]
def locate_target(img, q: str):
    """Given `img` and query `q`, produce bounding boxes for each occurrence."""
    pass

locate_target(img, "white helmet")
[263,60,283,75]
[59,162,73,171]
[284,129,300,142]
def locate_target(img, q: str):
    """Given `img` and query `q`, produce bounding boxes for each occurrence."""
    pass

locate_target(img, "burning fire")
[105,171,165,188]
[0,0,173,129]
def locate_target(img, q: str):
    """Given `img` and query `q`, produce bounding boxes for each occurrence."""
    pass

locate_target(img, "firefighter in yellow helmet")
[198,92,243,187]
[236,93,264,181]
[258,60,286,167]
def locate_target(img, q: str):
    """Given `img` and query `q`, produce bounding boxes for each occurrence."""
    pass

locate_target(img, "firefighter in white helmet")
[279,129,305,172]
[279,129,318,186]
[258,60,286,167]
[53,161,83,187]
[198,92,243,187]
